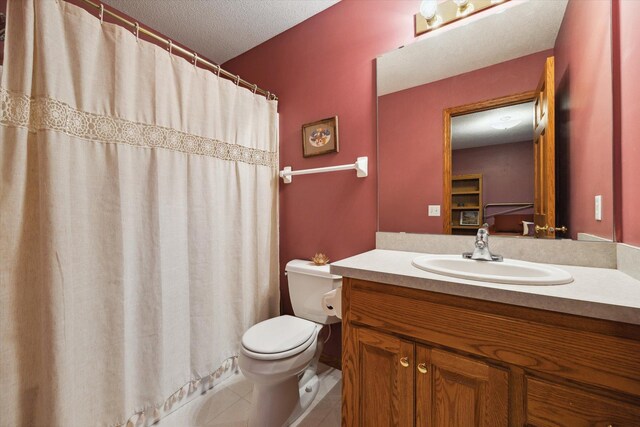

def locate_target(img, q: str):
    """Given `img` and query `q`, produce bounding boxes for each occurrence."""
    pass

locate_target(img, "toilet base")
[243,325,328,427]
[247,368,320,427]
[286,373,320,425]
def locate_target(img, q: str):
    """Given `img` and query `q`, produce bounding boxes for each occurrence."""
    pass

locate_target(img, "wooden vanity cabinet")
[525,377,640,426]
[347,326,508,427]
[341,278,640,427]
[415,346,509,427]
[349,327,414,426]
[343,280,509,426]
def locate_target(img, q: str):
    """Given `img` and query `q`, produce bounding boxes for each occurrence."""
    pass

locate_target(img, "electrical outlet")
[428,205,441,216]
[595,195,602,221]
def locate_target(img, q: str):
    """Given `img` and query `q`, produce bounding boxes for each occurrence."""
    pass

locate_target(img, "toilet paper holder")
[322,286,342,320]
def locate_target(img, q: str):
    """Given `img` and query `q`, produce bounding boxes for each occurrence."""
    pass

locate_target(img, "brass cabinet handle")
[400,357,409,368]
[535,224,549,233]
[417,363,428,374]
[536,224,568,233]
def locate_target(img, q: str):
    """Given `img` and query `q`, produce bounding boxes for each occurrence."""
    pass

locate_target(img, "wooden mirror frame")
[443,91,537,235]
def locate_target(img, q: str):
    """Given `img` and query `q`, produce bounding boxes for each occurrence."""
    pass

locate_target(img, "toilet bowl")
[239,260,341,427]
[239,315,324,427]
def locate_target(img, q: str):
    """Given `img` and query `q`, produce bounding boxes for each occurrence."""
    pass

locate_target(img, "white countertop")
[330,249,640,325]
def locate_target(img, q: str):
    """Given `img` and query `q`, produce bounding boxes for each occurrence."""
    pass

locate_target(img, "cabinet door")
[349,327,414,426]
[416,346,508,427]
[526,377,640,427]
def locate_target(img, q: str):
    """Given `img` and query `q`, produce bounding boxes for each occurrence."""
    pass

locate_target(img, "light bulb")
[454,0,474,17]
[420,0,438,20]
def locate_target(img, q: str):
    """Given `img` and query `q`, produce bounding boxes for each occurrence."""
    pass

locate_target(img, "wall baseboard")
[320,353,342,371]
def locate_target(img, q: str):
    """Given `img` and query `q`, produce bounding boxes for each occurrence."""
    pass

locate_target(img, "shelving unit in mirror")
[451,174,482,235]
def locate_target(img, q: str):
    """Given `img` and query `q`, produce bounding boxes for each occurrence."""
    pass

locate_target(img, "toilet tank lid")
[285,259,342,279]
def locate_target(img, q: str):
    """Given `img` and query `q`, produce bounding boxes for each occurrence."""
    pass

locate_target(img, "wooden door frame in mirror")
[443,91,537,234]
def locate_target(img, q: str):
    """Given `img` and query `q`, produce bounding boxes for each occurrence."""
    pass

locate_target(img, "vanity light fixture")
[416,0,508,36]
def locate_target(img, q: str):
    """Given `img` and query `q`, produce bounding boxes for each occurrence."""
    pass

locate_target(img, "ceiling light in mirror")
[490,116,522,130]
[451,102,534,150]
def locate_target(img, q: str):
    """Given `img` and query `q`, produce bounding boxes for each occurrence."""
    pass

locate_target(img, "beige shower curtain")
[0,0,279,425]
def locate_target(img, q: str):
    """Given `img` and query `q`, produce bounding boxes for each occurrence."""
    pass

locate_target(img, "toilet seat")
[241,315,319,361]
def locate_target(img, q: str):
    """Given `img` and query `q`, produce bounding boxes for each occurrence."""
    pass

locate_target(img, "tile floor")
[159,364,341,427]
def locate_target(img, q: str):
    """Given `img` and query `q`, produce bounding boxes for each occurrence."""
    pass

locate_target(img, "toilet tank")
[285,259,342,325]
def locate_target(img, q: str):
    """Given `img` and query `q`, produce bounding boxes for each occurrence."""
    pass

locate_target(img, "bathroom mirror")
[377,0,615,241]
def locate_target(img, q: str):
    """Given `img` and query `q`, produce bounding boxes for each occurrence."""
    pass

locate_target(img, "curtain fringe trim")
[109,355,239,427]
[0,87,278,168]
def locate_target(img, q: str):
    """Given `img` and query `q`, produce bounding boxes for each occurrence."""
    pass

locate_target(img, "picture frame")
[301,116,339,158]
[460,210,479,226]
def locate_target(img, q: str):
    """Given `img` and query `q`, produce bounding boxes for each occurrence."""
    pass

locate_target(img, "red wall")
[224,0,419,290]
[453,141,535,224]
[223,0,420,361]
[378,50,551,233]
[554,0,614,240]
[618,0,640,246]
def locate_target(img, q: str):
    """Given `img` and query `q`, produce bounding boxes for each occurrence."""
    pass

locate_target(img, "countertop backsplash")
[376,232,619,269]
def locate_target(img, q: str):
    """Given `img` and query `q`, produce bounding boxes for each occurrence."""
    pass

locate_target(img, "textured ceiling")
[102,0,339,64]
[377,0,569,96]
[452,101,534,150]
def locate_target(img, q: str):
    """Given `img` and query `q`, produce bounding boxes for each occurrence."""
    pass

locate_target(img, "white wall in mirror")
[377,0,568,96]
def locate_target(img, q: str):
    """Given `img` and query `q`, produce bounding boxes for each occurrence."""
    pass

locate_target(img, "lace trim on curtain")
[0,88,278,168]
[112,355,239,427]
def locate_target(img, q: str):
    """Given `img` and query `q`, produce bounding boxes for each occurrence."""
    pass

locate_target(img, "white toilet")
[239,259,342,427]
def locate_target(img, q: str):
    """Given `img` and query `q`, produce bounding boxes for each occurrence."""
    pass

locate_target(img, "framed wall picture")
[301,116,339,157]
[460,210,480,226]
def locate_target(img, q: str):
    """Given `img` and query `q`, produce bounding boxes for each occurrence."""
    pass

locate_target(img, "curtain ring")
[99,4,104,23]
[266,91,271,100]
[235,75,240,86]
[193,52,199,67]
[214,65,221,77]
[134,22,140,41]
[252,84,258,94]
[167,39,173,55]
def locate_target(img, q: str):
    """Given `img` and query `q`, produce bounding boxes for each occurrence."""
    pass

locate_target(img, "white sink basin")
[411,254,573,285]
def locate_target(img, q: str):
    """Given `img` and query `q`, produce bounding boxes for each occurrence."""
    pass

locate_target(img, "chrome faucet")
[463,223,503,262]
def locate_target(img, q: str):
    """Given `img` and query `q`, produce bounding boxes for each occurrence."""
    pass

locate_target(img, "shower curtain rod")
[79,0,278,101]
